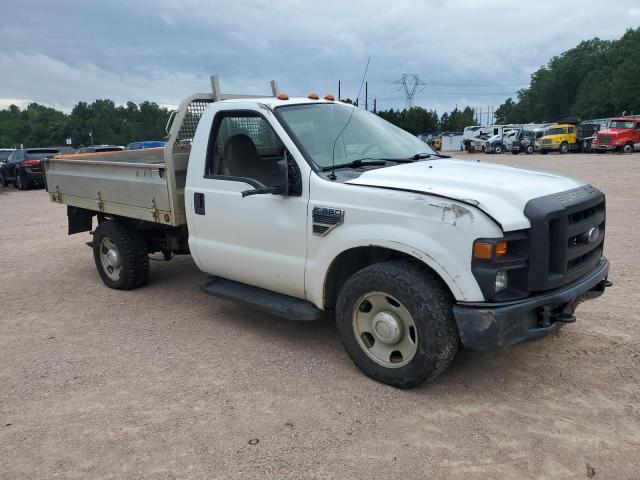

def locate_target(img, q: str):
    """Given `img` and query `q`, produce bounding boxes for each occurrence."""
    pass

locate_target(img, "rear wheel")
[494,145,503,154]
[16,173,27,190]
[540,149,548,155]
[559,142,569,155]
[0,173,7,187]
[622,143,634,154]
[525,145,534,154]
[511,149,519,155]
[335,261,459,389]
[92,220,150,290]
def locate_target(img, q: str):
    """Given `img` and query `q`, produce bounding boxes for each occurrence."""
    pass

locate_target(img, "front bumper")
[453,257,609,350]
[593,144,617,151]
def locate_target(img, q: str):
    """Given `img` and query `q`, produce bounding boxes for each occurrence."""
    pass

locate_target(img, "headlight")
[495,270,508,293]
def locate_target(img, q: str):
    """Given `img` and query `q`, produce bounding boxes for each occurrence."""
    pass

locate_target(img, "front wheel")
[525,145,534,154]
[622,143,634,154]
[335,261,459,389]
[494,145,503,154]
[92,220,150,290]
[559,142,569,155]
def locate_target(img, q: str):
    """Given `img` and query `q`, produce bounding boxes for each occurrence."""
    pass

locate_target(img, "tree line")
[376,105,476,134]
[0,100,171,148]
[495,27,640,124]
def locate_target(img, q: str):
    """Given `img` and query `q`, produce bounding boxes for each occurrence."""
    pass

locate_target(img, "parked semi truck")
[592,116,640,153]
[43,76,611,388]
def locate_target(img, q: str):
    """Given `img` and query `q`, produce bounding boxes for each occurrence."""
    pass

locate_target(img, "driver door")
[187,109,308,299]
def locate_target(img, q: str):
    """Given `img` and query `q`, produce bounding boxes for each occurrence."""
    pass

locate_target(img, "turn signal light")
[277,93,289,100]
[308,92,319,100]
[495,241,508,257]
[473,242,493,260]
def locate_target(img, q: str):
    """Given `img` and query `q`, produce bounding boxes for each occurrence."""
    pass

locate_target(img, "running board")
[199,276,325,321]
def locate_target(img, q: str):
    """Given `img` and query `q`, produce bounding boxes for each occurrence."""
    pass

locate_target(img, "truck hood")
[345,158,584,231]
[597,128,630,137]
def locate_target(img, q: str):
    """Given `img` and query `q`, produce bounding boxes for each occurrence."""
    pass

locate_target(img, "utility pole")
[338,80,341,100]
[394,74,426,109]
[365,81,368,111]
[373,98,377,113]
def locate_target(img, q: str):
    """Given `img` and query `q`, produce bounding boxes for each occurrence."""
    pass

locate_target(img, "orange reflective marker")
[473,242,493,260]
[324,94,335,101]
[277,93,289,100]
[308,92,319,100]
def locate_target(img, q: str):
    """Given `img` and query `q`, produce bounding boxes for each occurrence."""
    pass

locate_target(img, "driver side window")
[205,111,286,187]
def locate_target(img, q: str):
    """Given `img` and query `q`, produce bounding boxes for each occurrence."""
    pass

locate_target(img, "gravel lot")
[1,152,639,479]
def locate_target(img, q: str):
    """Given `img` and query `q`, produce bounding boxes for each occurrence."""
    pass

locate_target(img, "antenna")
[328,56,371,180]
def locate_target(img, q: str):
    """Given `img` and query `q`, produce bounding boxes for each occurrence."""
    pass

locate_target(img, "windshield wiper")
[321,158,387,171]
[410,152,451,159]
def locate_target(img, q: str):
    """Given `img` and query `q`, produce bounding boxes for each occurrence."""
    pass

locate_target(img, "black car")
[0,147,73,190]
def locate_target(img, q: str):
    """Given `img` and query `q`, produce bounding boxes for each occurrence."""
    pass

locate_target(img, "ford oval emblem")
[586,226,601,244]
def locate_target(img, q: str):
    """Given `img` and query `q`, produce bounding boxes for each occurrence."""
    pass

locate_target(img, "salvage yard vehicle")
[42,76,611,388]
[592,117,640,153]
[1,147,73,189]
[539,121,600,154]
[507,129,541,155]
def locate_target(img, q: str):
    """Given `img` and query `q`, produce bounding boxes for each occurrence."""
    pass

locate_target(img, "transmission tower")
[394,74,426,108]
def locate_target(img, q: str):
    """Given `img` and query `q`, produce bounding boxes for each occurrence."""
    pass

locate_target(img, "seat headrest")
[223,134,258,160]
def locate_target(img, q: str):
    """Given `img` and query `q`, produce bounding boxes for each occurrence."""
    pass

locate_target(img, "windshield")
[609,121,635,129]
[276,103,435,168]
[545,127,566,136]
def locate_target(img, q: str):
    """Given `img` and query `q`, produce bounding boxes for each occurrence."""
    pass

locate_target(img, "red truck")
[592,117,640,153]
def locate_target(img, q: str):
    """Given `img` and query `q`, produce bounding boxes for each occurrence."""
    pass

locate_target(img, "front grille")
[541,138,552,145]
[598,134,611,144]
[525,185,605,292]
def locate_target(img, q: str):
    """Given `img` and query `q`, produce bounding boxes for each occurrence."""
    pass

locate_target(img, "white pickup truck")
[43,76,610,388]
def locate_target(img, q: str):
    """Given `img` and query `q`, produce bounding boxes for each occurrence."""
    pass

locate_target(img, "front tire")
[622,143,634,154]
[525,145,534,154]
[559,142,569,155]
[494,145,503,154]
[335,261,459,389]
[92,220,150,290]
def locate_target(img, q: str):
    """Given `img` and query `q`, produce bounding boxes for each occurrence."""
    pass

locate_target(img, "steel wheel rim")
[99,237,122,281]
[352,291,418,368]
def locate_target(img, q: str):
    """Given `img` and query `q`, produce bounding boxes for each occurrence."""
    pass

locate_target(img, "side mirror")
[241,150,290,198]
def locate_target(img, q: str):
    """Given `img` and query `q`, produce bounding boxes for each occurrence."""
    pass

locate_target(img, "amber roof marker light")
[324,94,335,101]
[308,92,319,100]
[277,93,289,100]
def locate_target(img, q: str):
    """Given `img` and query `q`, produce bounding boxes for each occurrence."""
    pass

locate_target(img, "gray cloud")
[1,0,639,112]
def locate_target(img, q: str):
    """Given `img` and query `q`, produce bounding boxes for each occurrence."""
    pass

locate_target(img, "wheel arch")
[322,244,460,311]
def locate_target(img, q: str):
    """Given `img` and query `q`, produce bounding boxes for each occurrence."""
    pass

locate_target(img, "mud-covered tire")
[92,220,149,290]
[335,261,459,389]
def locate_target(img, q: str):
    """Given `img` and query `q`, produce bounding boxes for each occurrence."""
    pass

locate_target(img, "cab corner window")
[205,111,287,187]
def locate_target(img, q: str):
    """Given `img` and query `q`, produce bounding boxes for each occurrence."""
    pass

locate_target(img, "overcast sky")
[1,0,639,114]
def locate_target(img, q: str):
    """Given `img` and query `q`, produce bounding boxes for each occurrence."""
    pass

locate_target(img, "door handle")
[194,192,205,215]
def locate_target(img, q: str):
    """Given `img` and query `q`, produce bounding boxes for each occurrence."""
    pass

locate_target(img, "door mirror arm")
[241,185,286,197]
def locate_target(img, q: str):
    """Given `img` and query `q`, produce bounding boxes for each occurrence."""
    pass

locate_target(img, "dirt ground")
[1,151,639,479]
